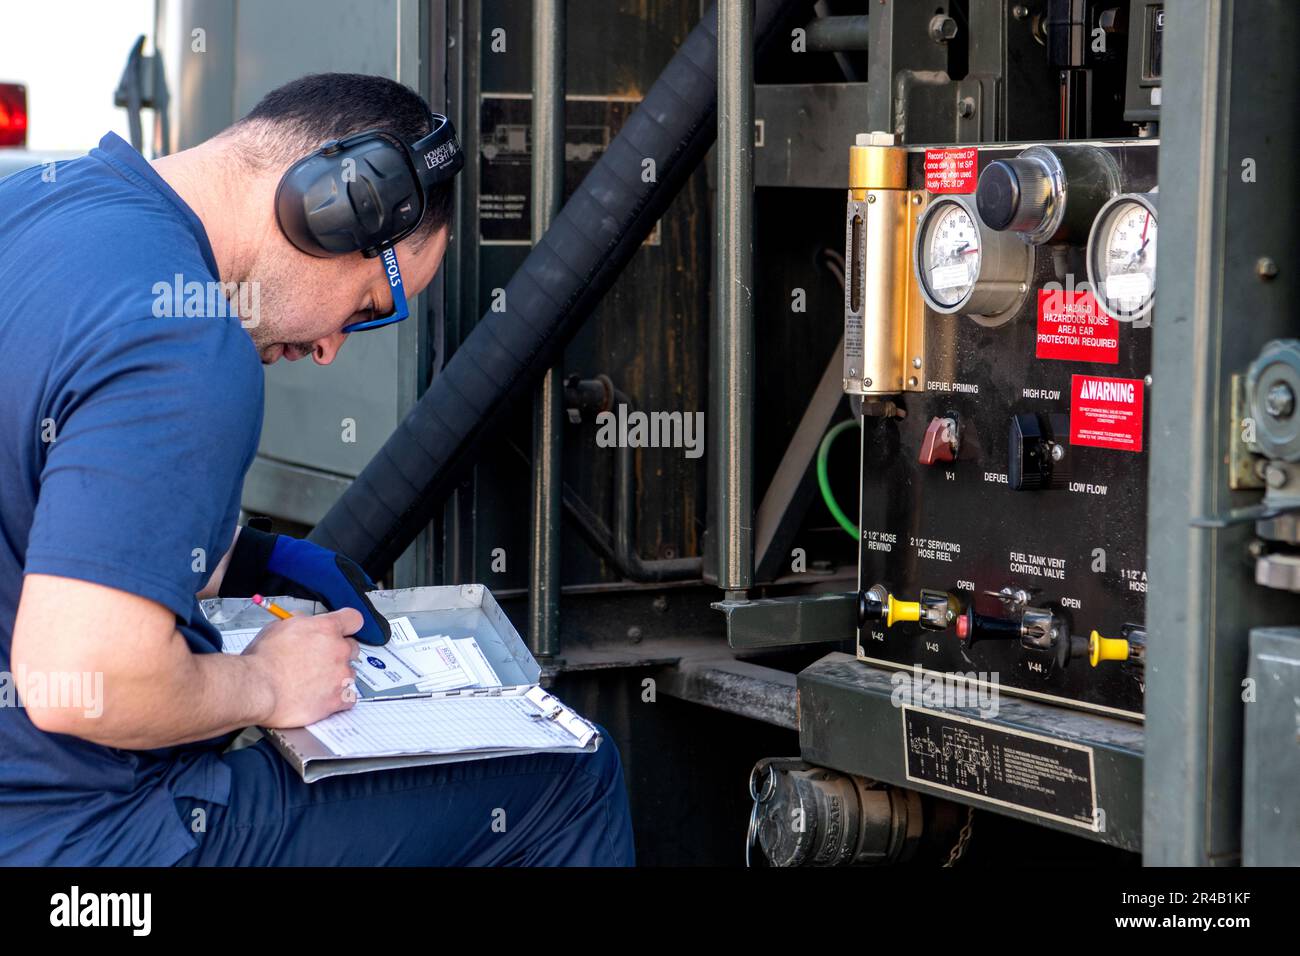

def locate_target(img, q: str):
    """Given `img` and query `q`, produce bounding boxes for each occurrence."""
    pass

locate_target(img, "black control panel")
[856,141,1158,720]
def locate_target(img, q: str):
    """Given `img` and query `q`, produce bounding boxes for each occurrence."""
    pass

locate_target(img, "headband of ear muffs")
[274,110,464,259]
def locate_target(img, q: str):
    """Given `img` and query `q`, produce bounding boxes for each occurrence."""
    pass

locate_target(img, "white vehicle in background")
[0,80,80,179]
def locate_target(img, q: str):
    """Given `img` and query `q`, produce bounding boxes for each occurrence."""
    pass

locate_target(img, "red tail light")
[0,83,28,148]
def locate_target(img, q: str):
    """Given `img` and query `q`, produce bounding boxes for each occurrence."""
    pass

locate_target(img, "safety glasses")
[342,245,409,333]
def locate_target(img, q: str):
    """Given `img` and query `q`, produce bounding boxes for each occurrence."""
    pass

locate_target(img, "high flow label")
[1036,290,1119,363]
[1070,374,1145,452]
[924,147,978,193]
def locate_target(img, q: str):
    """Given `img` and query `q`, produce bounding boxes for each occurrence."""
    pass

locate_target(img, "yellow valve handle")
[1089,629,1130,667]
[886,595,921,629]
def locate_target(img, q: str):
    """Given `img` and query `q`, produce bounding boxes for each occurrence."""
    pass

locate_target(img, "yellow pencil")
[252,593,293,620]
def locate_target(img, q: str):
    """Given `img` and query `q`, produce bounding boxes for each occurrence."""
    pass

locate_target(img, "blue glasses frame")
[342,245,409,333]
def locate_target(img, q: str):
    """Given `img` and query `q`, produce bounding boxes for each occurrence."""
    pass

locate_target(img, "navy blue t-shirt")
[0,132,264,864]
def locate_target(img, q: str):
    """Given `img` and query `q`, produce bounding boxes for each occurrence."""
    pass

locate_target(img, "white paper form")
[386,617,422,644]
[305,692,589,756]
[450,637,503,688]
[390,636,474,691]
[220,627,263,655]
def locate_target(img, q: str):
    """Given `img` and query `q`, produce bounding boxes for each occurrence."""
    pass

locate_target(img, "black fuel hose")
[309,0,814,576]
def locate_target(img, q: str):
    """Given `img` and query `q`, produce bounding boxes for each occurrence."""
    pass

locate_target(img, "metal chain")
[942,806,975,867]
[745,763,777,868]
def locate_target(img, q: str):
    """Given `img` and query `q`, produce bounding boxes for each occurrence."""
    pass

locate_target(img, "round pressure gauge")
[1087,192,1158,322]
[914,195,1033,326]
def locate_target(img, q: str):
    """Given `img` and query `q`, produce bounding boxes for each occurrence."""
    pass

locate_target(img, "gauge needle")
[1127,238,1150,267]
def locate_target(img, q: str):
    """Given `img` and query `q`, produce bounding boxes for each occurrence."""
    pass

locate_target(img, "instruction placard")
[1070,374,1144,452]
[924,147,978,193]
[902,706,1097,830]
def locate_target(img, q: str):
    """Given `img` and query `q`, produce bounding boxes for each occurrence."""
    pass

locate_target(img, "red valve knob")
[919,416,959,466]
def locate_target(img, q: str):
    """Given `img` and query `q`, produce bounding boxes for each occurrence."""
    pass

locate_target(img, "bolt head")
[929,14,958,42]
[1265,464,1288,489]
[1265,381,1296,420]
[1257,257,1279,280]
[1050,443,1065,462]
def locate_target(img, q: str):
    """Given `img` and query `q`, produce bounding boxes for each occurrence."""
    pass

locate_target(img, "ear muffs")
[275,111,464,259]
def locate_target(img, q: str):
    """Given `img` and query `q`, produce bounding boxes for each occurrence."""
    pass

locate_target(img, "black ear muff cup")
[275,135,424,257]
[275,111,463,259]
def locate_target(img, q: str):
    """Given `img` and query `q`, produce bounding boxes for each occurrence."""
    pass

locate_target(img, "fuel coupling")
[859,584,959,630]
[842,132,925,398]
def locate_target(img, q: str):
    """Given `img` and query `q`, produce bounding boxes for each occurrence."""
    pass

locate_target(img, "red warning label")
[1070,375,1144,452]
[1036,290,1119,364]
[924,148,978,194]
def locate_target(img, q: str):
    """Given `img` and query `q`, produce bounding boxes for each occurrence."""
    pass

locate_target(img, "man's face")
[247,224,450,365]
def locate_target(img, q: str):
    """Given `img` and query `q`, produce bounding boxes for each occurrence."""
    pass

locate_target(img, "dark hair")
[232,72,454,244]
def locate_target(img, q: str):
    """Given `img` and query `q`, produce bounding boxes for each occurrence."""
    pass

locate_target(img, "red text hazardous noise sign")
[1070,375,1144,452]
[1036,290,1118,363]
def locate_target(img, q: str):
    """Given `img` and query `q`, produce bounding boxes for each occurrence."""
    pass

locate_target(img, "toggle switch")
[1009,412,1070,490]
[919,415,960,466]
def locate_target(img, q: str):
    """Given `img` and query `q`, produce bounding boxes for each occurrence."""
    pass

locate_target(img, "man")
[0,73,635,866]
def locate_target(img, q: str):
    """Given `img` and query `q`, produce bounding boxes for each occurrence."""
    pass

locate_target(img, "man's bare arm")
[12,574,362,749]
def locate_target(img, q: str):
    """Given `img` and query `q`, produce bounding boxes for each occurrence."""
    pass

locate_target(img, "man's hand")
[242,608,363,728]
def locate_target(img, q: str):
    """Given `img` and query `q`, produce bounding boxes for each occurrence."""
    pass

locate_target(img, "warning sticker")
[1036,290,1119,363]
[1070,375,1144,452]
[924,148,978,194]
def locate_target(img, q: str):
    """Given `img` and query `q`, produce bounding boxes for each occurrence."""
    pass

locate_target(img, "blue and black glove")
[218,524,391,646]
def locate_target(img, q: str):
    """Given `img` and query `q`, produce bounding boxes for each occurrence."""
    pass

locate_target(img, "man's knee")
[581,724,626,793]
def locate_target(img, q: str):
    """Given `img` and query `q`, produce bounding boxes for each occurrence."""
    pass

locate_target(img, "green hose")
[817,418,861,539]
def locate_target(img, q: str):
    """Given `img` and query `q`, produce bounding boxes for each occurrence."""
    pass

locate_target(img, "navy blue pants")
[171,724,635,866]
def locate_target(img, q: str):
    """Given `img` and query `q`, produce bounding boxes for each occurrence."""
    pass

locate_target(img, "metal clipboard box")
[201,584,600,782]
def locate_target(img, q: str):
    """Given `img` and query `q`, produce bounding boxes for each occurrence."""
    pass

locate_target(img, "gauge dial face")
[1094,198,1156,319]
[921,201,982,308]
